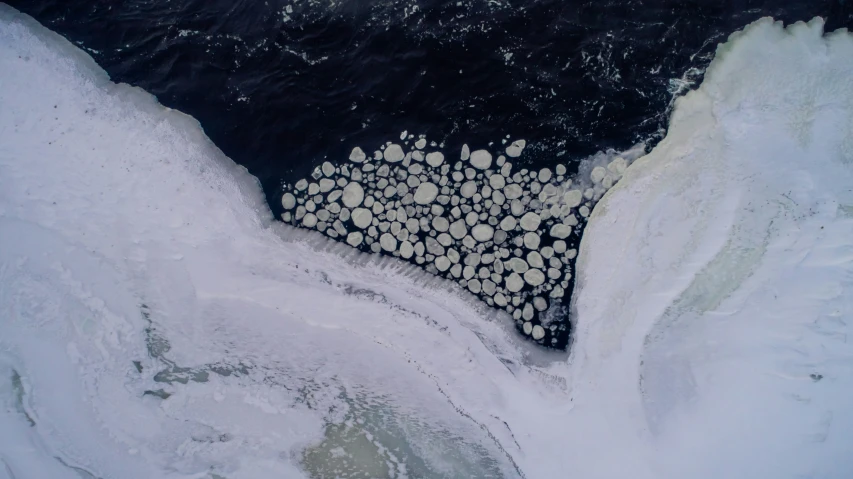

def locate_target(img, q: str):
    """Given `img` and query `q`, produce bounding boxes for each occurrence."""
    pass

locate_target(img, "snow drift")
[1,5,851,479]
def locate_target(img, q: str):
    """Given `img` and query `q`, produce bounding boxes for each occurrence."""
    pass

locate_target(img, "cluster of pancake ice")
[280,132,630,346]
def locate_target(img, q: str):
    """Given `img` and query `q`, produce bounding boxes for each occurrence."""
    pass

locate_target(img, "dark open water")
[9,0,850,347]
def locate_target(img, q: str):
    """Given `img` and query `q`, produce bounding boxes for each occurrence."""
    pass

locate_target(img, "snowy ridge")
[1,5,852,479]
[572,17,853,478]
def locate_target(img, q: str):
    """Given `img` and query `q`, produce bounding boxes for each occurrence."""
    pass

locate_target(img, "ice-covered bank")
[1,5,852,479]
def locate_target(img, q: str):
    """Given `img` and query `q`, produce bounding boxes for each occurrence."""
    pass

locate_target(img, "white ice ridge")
[1,7,853,479]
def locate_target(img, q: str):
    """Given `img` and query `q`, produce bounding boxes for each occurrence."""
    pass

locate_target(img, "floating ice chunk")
[550,224,571,239]
[488,173,506,190]
[435,256,451,272]
[295,178,308,190]
[504,184,523,200]
[537,168,551,183]
[481,279,496,296]
[509,258,529,273]
[464,253,481,267]
[383,144,405,162]
[426,152,445,167]
[523,232,540,249]
[531,325,545,340]
[590,166,607,184]
[346,231,363,246]
[405,218,420,234]
[431,216,449,232]
[523,268,545,286]
[322,161,335,177]
[460,181,477,198]
[351,208,373,229]
[522,303,534,320]
[349,146,366,163]
[281,193,296,209]
[425,237,445,256]
[469,150,492,169]
[499,216,517,231]
[448,219,466,240]
[302,212,318,228]
[471,224,494,242]
[459,212,474,227]
[527,251,544,268]
[462,265,475,279]
[494,293,507,307]
[532,296,547,311]
[415,138,427,149]
[460,144,470,161]
[505,139,526,158]
[505,273,524,293]
[379,233,397,252]
[563,190,582,207]
[519,212,541,231]
[319,178,335,192]
[607,156,628,175]
[413,182,438,204]
[398,240,414,259]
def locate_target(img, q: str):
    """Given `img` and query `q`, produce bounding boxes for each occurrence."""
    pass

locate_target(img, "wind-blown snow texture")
[1,6,851,479]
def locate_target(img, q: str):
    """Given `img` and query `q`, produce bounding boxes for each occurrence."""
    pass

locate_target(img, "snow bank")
[572,17,853,478]
[0,7,532,478]
[1,5,852,479]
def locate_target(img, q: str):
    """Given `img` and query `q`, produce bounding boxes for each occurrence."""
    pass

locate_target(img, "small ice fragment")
[351,208,373,229]
[426,152,445,167]
[505,273,524,293]
[342,182,365,208]
[302,213,318,228]
[413,182,439,204]
[563,190,582,207]
[590,166,607,184]
[519,212,541,231]
[449,219,467,240]
[349,147,366,163]
[550,224,571,239]
[471,224,494,242]
[469,150,492,169]
[384,144,405,162]
[505,139,526,158]
[523,269,545,286]
[379,233,397,252]
[346,231,363,246]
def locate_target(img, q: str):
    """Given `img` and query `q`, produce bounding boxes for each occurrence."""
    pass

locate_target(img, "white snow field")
[1,6,852,479]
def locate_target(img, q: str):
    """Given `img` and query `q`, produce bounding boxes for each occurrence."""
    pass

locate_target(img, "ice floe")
[278,133,638,342]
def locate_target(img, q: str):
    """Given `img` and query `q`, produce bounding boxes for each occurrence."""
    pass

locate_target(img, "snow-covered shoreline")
[1,5,852,478]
